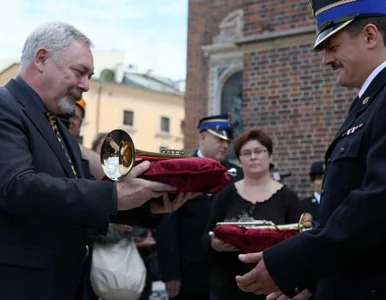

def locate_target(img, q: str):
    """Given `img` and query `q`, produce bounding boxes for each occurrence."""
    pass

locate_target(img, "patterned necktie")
[45,112,78,177]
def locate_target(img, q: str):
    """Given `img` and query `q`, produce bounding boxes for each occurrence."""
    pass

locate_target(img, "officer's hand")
[116,161,176,211]
[236,252,279,295]
[266,289,312,300]
[211,233,239,252]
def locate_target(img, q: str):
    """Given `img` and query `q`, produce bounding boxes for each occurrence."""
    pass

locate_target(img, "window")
[221,71,242,161]
[123,110,134,126]
[160,117,170,133]
[180,120,185,135]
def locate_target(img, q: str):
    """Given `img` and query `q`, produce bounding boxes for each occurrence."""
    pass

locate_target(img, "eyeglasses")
[239,148,268,157]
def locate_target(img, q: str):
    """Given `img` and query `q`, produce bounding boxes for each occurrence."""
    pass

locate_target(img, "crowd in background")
[69,100,322,300]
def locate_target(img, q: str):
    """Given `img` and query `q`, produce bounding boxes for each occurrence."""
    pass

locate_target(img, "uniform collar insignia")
[362,96,370,105]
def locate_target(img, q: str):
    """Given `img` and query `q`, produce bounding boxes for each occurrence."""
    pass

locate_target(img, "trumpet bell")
[100,129,188,181]
[100,129,135,181]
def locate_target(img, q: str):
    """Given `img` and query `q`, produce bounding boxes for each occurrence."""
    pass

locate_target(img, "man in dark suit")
[156,114,243,300]
[301,160,324,228]
[0,21,189,300]
[236,1,386,299]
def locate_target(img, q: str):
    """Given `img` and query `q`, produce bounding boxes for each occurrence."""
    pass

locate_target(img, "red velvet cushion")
[138,157,230,193]
[213,225,298,253]
[103,156,231,193]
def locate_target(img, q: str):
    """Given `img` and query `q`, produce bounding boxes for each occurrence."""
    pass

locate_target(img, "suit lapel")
[326,66,386,159]
[6,79,76,178]
[57,120,85,178]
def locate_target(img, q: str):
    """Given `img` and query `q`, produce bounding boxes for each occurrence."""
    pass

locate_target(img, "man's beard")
[57,97,74,114]
[57,89,82,114]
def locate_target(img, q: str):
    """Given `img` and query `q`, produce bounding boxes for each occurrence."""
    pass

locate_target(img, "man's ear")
[363,24,379,49]
[34,47,49,72]
[199,132,206,142]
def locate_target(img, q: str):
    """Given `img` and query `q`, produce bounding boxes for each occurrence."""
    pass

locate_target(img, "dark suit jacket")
[0,78,156,300]
[263,67,386,299]
[156,153,243,295]
[300,195,320,228]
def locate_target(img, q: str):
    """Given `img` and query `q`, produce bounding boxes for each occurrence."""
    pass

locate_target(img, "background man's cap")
[75,98,86,118]
[309,160,325,175]
[197,113,234,141]
[309,0,386,50]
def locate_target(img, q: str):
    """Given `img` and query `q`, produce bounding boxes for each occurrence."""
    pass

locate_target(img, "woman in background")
[205,129,302,300]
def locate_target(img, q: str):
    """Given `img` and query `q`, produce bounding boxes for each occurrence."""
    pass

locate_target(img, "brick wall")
[243,0,315,35]
[241,0,357,197]
[243,46,356,197]
[185,0,358,197]
[185,0,243,153]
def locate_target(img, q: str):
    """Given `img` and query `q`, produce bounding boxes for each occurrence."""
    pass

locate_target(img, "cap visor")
[313,19,354,51]
[206,129,232,141]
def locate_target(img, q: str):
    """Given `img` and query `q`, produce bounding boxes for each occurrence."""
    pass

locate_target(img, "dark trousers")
[210,293,220,300]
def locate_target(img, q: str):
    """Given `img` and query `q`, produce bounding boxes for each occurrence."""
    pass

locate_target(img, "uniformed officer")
[156,114,243,300]
[235,1,386,299]
[301,160,324,228]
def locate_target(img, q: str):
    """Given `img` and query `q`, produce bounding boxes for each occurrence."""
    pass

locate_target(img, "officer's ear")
[362,24,379,49]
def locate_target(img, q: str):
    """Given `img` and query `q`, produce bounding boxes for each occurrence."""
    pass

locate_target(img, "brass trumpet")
[100,129,188,181]
[216,213,314,232]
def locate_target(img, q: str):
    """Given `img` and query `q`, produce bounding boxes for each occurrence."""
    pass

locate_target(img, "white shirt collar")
[314,192,321,204]
[197,149,205,158]
[358,61,386,98]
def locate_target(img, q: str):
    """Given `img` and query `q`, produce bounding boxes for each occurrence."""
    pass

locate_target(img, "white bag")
[90,238,147,300]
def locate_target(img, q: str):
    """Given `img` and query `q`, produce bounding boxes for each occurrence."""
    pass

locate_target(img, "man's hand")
[151,192,198,214]
[133,231,156,248]
[236,252,279,295]
[109,223,133,232]
[266,289,312,300]
[116,161,176,211]
[165,280,181,298]
[211,233,239,252]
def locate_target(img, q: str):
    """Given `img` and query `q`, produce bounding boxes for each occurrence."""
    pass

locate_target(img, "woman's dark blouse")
[204,183,301,300]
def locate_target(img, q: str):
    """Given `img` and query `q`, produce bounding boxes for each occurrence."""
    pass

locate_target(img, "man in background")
[301,160,324,228]
[58,97,105,180]
[68,97,86,140]
[157,114,243,300]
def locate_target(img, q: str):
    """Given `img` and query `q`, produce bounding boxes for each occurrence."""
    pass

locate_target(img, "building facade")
[84,79,184,152]
[0,61,185,154]
[185,0,357,197]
